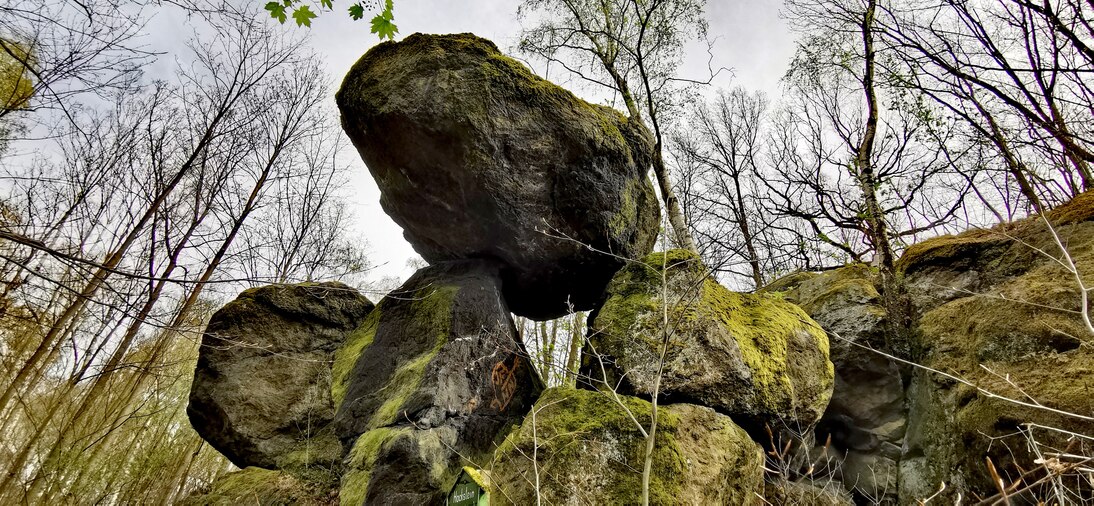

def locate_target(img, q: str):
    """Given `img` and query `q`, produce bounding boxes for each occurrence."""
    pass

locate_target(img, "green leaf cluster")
[264,0,398,39]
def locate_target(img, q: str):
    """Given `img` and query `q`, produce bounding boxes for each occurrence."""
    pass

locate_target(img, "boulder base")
[332,260,542,504]
[179,467,336,506]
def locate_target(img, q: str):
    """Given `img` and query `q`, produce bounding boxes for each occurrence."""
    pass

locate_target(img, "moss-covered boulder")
[585,250,834,436]
[179,467,336,506]
[897,192,1094,502]
[340,426,461,506]
[762,479,854,505]
[187,282,373,470]
[336,33,660,319]
[764,265,904,503]
[490,387,764,505]
[333,260,541,504]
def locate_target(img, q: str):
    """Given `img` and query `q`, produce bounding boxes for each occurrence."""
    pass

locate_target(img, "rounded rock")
[187,282,374,469]
[337,33,660,319]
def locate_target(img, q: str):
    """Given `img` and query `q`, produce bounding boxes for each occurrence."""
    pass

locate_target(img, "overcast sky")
[261,0,797,284]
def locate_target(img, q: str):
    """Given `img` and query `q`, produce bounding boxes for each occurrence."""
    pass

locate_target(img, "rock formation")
[333,260,541,505]
[178,467,336,506]
[336,33,660,319]
[763,265,904,503]
[896,193,1094,503]
[490,387,765,505]
[187,282,374,470]
[180,31,1094,506]
[585,249,835,437]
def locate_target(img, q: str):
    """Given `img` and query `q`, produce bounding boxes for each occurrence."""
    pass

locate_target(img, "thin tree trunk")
[562,312,584,386]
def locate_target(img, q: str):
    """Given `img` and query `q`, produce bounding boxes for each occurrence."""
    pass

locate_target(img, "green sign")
[447,468,488,506]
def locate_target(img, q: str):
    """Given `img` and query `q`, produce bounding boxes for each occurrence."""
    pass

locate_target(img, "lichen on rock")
[585,249,834,437]
[333,259,541,503]
[490,387,764,505]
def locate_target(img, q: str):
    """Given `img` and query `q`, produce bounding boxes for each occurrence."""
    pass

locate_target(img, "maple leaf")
[265,1,287,23]
[292,5,317,26]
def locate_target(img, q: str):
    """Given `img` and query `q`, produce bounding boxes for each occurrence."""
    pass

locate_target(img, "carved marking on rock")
[490,357,520,412]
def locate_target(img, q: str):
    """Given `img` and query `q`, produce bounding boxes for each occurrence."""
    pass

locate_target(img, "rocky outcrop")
[336,33,660,319]
[187,282,374,470]
[896,193,1094,503]
[764,265,905,503]
[490,387,765,505]
[585,250,834,436]
[333,260,541,505]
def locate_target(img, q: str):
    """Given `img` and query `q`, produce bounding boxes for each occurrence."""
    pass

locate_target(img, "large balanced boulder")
[332,260,542,504]
[490,387,765,505]
[897,192,1094,503]
[187,282,374,470]
[763,265,905,503]
[337,33,660,319]
[585,250,834,437]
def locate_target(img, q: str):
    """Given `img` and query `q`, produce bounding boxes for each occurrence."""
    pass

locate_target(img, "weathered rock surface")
[337,33,660,319]
[585,250,834,436]
[332,260,542,504]
[180,467,336,506]
[764,265,904,503]
[187,282,374,469]
[897,193,1094,503]
[762,479,855,506]
[490,387,765,505]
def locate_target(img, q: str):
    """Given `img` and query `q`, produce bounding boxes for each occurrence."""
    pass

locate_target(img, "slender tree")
[518,0,714,252]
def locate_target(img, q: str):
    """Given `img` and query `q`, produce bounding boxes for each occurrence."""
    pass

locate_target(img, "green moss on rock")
[490,387,763,505]
[899,191,1094,501]
[331,307,381,409]
[273,430,344,472]
[367,286,454,429]
[181,467,336,506]
[339,427,405,506]
[587,250,834,434]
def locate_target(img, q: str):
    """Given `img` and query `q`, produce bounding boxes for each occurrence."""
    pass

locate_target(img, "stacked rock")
[328,32,664,504]
[336,33,661,321]
[186,33,837,506]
